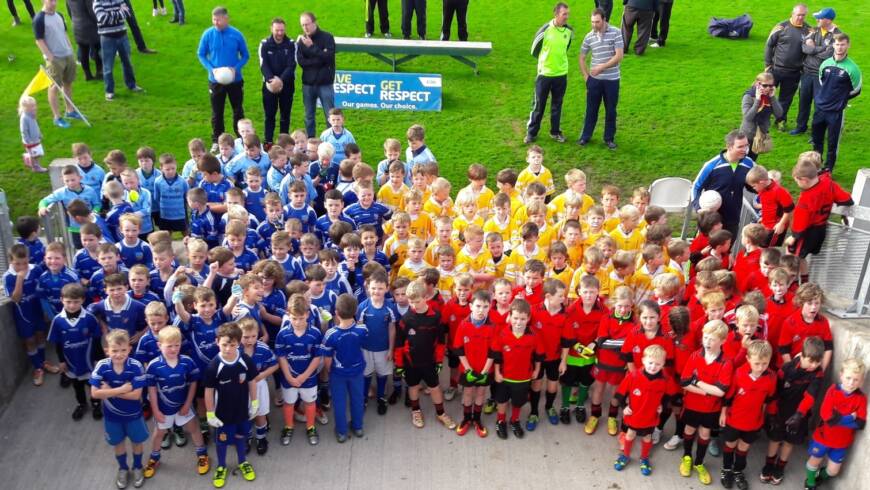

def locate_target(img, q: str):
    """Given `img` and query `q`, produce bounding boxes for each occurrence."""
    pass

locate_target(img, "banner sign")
[333,70,442,112]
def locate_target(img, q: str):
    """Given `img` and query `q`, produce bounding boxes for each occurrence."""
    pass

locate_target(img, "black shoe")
[170,18,179,23]
[559,407,570,424]
[510,421,524,438]
[60,375,71,388]
[377,398,387,415]
[256,438,268,455]
[803,480,816,490]
[92,403,103,420]
[496,421,508,439]
[523,134,536,144]
[404,392,411,407]
[161,431,172,450]
[605,141,618,150]
[771,466,784,485]
[734,471,748,490]
[388,388,400,405]
[72,404,86,421]
[138,48,158,54]
[721,469,734,489]
[550,133,566,143]
[576,138,589,146]
[574,406,586,423]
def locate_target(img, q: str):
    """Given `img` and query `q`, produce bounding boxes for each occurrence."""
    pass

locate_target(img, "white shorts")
[363,349,392,377]
[281,385,318,404]
[250,380,270,417]
[156,408,196,430]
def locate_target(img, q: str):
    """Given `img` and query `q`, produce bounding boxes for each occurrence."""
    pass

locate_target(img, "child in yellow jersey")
[583,206,607,249]
[423,177,454,219]
[630,187,651,232]
[455,225,495,286]
[409,165,431,202]
[524,201,557,252]
[600,185,621,232]
[402,189,434,243]
[458,163,495,220]
[594,235,617,273]
[512,182,555,232]
[665,239,691,286]
[609,205,645,252]
[637,243,667,281]
[642,205,668,237]
[516,145,555,198]
[560,219,585,269]
[376,161,409,212]
[484,193,514,251]
[397,237,429,280]
[505,222,547,284]
[424,216,454,266]
[495,168,523,216]
[452,193,484,244]
[486,233,509,280]
[553,195,585,238]
[436,246,458,301]
[383,212,412,280]
[546,241,574,289]
[549,169,595,221]
[605,250,649,303]
[569,246,609,299]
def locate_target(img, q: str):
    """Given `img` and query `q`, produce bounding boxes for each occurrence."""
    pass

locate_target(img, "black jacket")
[296,28,336,86]
[66,0,99,44]
[259,35,296,85]
[764,20,810,72]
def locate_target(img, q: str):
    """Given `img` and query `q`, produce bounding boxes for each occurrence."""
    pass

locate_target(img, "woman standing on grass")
[741,72,783,161]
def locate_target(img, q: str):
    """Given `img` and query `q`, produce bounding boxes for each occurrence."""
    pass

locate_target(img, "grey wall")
[0,299,29,416]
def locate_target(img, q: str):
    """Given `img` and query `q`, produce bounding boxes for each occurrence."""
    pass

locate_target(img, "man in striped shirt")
[578,7,623,149]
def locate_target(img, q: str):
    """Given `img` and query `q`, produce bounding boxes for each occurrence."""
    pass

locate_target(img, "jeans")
[330,372,365,436]
[100,34,136,94]
[526,74,567,137]
[262,82,294,144]
[302,83,335,137]
[795,72,820,132]
[209,80,245,142]
[772,69,801,123]
[581,76,620,143]
[171,0,185,22]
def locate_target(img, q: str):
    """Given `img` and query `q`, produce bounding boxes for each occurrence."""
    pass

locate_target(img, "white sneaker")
[444,386,457,401]
[160,7,167,15]
[649,41,660,48]
[152,8,158,16]
[663,434,682,450]
[652,427,662,445]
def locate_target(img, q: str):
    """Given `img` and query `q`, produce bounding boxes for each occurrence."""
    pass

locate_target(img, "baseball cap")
[813,8,836,20]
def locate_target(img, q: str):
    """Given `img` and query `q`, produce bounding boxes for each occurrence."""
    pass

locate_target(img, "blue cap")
[813,8,835,20]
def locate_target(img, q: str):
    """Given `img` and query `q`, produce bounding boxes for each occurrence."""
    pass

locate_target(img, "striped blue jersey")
[49,309,101,376]
[146,354,200,415]
[274,326,323,388]
[89,357,147,422]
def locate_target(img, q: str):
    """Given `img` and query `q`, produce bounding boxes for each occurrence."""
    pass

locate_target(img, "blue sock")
[216,440,228,468]
[36,344,46,366]
[132,453,143,469]
[116,453,129,470]
[376,375,387,399]
[234,436,247,464]
[195,445,207,457]
[255,424,267,439]
[364,376,373,399]
[150,450,161,461]
[27,350,41,370]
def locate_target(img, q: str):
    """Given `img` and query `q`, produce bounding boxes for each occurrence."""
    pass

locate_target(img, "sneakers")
[614,454,629,471]
[54,117,71,128]
[576,138,589,146]
[173,426,188,447]
[65,111,85,121]
[444,386,457,401]
[92,403,103,420]
[510,421,525,438]
[143,458,159,478]
[695,464,712,485]
[116,468,130,489]
[255,437,268,455]
[560,407,571,424]
[474,420,488,438]
[679,455,693,477]
[721,469,735,488]
[526,414,539,431]
[213,466,228,488]
[652,427,662,445]
[307,426,319,445]
[789,128,807,135]
[584,415,599,434]
[804,480,817,490]
[32,368,44,386]
[152,8,158,16]
[551,133,566,143]
[770,466,784,485]
[336,433,348,443]
[547,407,559,425]
[760,464,774,483]
[353,428,364,438]
[388,388,401,405]
[130,86,145,92]
[708,439,721,457]
[663,434,682,450]
[280,427,293,445]
[377,397,387,415]
[574,406,587,423]
[605,140,618,150]
[72,404,86,420]
[316,407,329,425]
[238,462,256,482]
[160,7,166,15]
[364,32,373,38]
[496,420,508,439]
[411,410,425,428]
[607,416,619,436]
[131,468,144,488]
[649,41,661,48]
[456,419,472,436]
[523,134,536,145]
[197,455,210,475]
[161,432,171,449]
[105,93,114,101]
[384,32,393,38]
[639,458,652,476]
[437,413,457,430]
[734,471,748,490]
[483,399,496,414]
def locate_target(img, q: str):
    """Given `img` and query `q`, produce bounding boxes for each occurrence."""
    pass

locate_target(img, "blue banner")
[333,70,442,112]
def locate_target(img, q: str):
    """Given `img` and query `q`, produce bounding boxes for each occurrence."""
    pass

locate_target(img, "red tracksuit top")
[530,302,567,361]
[723,363,777,431]
[791,173,852,236]
[453,317,496,374]
[813,385,867,449]
[616,369,669,429]
[681,349,734,413]
[490,327,545,382]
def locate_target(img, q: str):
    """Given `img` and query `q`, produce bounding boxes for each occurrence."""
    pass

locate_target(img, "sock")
[591,403,602,418]
[510,405,521,422]
[234,436,247,464]
[216,439,228,468]
[305,403,316,428]
[255,424,267,439]
[73,379,87,405]
[723,446,735,470]
[195,445,207,457]
[641,439,653,459]
[364,376,373,399]
[806,465,818,486]
[623,437,634,457]
[116,453,129,470]
[683,433,696,458]
[608,404,619,418]
[132,453,143,469]
[473,404,482,422]
[529,390,541,416]
[818,467,830,482]
[766,455,776,467]
[463,404,472,421]
[695,437,710,466]
[561,386,573,407]
[282,404,294,428]
[36,345,46,367]
[27,350,41,370]
[497,412,506,423]
[675,418,686,438]
[577,384,589,405]
[376,376,387,399]
[434,402,445,416]
[544,391,556,411]
[410,399,421,411]
[735,449,748,472]
[776,458,787,470]
[150,450,161,462]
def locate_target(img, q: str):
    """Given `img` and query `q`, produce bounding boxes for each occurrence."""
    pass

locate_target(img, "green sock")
[577,384,590,405]
[818,467,830,482]
[561,386,573,407]
[806,466,818,486]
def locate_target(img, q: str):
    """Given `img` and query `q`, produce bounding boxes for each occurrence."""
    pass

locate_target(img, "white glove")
[248,399,260,419]
[206,411,223,428]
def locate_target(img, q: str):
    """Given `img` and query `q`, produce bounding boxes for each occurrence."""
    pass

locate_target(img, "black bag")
[708,14,753,39]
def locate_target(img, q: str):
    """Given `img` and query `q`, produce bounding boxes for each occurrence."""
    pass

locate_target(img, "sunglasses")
[761,84,774,88]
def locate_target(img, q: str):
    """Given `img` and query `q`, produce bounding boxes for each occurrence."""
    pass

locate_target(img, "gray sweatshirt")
[20,112,41,145]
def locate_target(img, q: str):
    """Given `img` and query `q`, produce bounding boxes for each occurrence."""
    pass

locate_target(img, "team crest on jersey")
[535,321,543,329]
[408,329,416,336]
[632,388,641,396]
[463,336,470,343]
[218,432,228,442]
[135,252,144,260]
[504,346,511,352]
[792,335,801,343]
[738,388,746,396]
[633,346,641,353]
[239,373,247,383]
[450,315,456,322]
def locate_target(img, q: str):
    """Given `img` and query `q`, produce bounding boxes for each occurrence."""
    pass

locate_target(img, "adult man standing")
[33,0,81,128]
[296,11,336,137]
[197,6,249,153]
[649,0,674,48]
[621,0,656,56]
[790,7,841,136]
[578,7,623,149]
[692,130,755,237]
[440,0,469,41]
[92,0,142,101]
[525,2,573,145]
[764,4,809,131]
[259,17,296,148]
[593,0,612,22]
[812,33,861,173]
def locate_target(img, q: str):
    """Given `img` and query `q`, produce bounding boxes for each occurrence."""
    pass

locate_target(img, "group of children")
[7,112,866,490]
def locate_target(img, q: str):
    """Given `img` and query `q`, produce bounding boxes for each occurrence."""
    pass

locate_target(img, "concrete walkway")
[0,377,812,490]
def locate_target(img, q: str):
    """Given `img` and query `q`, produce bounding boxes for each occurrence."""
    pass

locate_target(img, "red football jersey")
[724,363,777,431]
[722,330,763,368]
[595,313,636,371]
[490,327,545,382]
[616,369,669,429]
[733,248,762,293]
[530,303,568,361]
[441,298,470,346]
[453,318,496,373]
[665,327,699,394]
[511,283,544,307]
[563,298,609,357]
[777,311,833,359]
[620,327,676,369]
[792,173,852,234]
[489,302,511,333]
[681,349,734,413]
[765,294,797,353]
[813,385,868,449]
[758,180,795,230]
[743,270,773,297]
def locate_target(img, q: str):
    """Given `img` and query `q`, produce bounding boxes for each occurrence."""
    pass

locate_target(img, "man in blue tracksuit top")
[692,130,755,237]
[197,6,249,149]
[259,18,296,147]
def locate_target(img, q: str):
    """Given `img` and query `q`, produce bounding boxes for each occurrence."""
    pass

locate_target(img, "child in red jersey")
[661,307,697,450]
[716,271,742,316]
[691,291,727,338]
[679,320,733,485]
[719,340,776,489]
[778,283,833,371]
[785,158,853,259]
[803,358,867,490]
[441,273,473,401]
[689,211,724,266]
[651,273,681,332]
[490,298,544,440]
[511,259,545,306]
[561,275,608,424]
[586,286,636,436]
[453,290,496,438]
[723,305,762,368]
[765,269,796,364]
[743,248,782,297]
[483,278,513,414]
[733,224,767,293]
[746,165,794,247]
[613,345,669,476]
[621,300,675,373]
[527,279,567,429]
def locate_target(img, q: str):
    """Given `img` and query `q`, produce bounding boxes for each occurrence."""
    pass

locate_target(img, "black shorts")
[447,352,460,369]
[195,382,206,399]
[157,217,187,234]
[766,413,809,445]
[404,365,440,388]
[624,423,656,437]
[493,380,530,407]
[668,393,684,408]
[765,229,785,247]
[722,425,760,444]
[535,360,560,381]
[681,409,720,430]
[790,225,826,258]
[560,364,595,387]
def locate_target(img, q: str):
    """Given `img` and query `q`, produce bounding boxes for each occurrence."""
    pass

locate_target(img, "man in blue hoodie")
[198,6,250,152]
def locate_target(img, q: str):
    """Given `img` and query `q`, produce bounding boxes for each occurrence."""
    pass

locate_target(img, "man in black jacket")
[260,17,296,147]
[764,4,809,131]
[791,7,841,136]
[296,11,335,137]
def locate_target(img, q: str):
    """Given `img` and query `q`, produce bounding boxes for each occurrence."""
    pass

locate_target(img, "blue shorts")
[215,421,251,445]
[104,417,150,446]
[808,439,848,463]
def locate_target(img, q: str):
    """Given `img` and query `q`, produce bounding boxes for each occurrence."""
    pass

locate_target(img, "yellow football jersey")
[383,234,409,279]
[456,246,495,276]
[491,252,509,279]
[398,260,429,280]
[423,196,454,219]
[451,214,484,242]
[408,212,435,242]
[459,184,496,219]
[437,267,457,301]
[424,239,461,267]
[504,244,547,282]
[547,265,575,289]
[568,266,609,298]
[549,191,595,221]
[609,225,645,252]
[483,215,513,250]
[516,166,555,196]
[376,183,409,211]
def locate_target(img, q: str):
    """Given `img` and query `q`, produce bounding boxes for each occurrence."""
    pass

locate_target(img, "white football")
[213,67,234,85]
[699,190,723,212]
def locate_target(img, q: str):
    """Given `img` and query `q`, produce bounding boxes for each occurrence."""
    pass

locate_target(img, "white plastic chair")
[648,177,694,239]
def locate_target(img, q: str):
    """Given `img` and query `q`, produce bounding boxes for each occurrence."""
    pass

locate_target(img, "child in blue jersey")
[89,243,127,304]
[134,302,169,366]
[75,223,103,286]
[322,294,368,442]
[37,164,102,222]
[116,213,154,269]
[224,220,259,273]
[184,239,211,286]
[143,325,210,479]
[340,233,367,301]
[276,294,324,446]
[73,142,107,198]
[90,329,149,489]
[376,138,408,186]
[405,123,436,170]
[239,318,278,455]
[282,180,317,232]
[279,155,318,206]
[306,265,339,328]
[129,265,162,305]
[104,181,135,244]
[266,146,289,192]
[181,138,207,188]
[253,260,288,347]
[153,153,189,234]
[312,141,339,189]
[121,170,154,237]
[37,242,80,318]
[49,283,102,418]
[227,134,270,188]
[67,199,115,248]
[203,322,260,487]
[291,233,322,281]
[357,271,399,415]
[5,244,54,385]
[15,216,45,267]
[135,147,160,223]
[204,247,240,306]
[359,225,391,272]
[256,194,284,255]
[321,249,353,297]
[149,242,175,296]
[315,189,356,244]
[217,133,237,172]
[88,273,148,342]
[269,231,296,278]
[320,108,356,167]
[198,154,232,216]
[224,273,267,339]
[344,183,393,238]
[243,167,268,222]
[187,188,220,249]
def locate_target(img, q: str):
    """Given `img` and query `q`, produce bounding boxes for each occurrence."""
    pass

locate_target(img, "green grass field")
[1,0,867,221]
